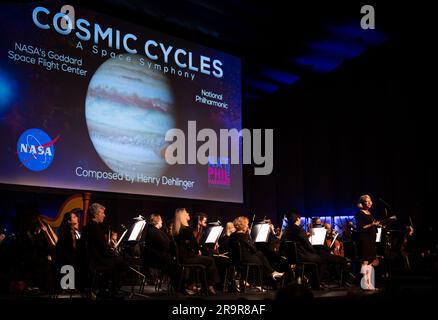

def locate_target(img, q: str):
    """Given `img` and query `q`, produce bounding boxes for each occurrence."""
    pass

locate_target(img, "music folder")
[309,227,326,246]
[203,226,224,244]
[251,223,271,243]
[128,219,146,241]
[376,227,382,243]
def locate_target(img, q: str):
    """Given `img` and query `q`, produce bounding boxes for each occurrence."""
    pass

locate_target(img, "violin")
[193,226,203,243]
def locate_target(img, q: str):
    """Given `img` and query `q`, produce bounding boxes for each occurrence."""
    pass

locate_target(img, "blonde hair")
[172,208,189,236]
[357,194,371,208]
[233,216,249,232]
[225,222,235,236]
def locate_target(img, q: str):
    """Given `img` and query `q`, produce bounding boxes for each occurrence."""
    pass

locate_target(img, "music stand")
[376,227,382,243]
[128,216,146,241]
[202,226,224,244]
[309,227,326,246]
[251,222,271,243]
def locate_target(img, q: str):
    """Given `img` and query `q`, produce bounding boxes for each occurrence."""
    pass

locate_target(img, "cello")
[326,228,344,257]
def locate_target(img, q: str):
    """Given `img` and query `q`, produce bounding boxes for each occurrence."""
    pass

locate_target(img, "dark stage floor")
[1,277,435,319]
[2,274,435,301]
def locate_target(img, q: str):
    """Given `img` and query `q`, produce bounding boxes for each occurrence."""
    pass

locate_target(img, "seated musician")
[254,219,290,273]
[193,212,210,255]
[308,217,328,254]
[55,209,82,268]
[81,203,127,293]
[109,230,120,253]
[281,212,347,288]
[194,213,208,240]
[281,211,325,289]
[324,223,343,256]
[56,209,81,263]
[143,213,178,286]
[229,216,284,282]
[172,208,220,295]
[312,217,323,228]
[218,222,235,255]
[21,212,54,292]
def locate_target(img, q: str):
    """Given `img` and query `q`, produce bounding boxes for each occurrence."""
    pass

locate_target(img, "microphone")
[379,198,391,208]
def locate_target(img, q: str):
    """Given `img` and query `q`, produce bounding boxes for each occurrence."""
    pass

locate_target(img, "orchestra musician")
[109,230,123,256]
[218,222,235,255]
[81,203,127,294]
[282,211,325,289]
[355,195,380,290]
[229,216,284,283]
[172,208,220,295]
[193,212,208,243]
[341,220,355,242]
[194,212,213,256]
[324,223,344,257]
[281,211,347,288]
[254,219,289,273]
[312,217,323,227]
[142,213,178,288]
[55,208,85,290]
[55,208,82,270]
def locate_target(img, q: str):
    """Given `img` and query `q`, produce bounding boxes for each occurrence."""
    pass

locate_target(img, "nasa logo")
[17,128,59,171]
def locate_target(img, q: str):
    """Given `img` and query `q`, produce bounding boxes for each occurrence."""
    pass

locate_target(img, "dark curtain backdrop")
[247,33,434,228]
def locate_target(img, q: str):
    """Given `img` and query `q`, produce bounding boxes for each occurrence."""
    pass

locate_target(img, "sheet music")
[310,227,326,245]
[128,220,146,241]
[376,227,382,243]
[205,226,223,244]
[254,224,270,243]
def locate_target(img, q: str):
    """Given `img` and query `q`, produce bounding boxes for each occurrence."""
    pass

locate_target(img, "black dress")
[355,210,377,262]
[143,225,178,286]
[143,225,172,268]
[229,232,274,275]
[218,234,230,254]
[173,226,220,285]
[55,228,79,268]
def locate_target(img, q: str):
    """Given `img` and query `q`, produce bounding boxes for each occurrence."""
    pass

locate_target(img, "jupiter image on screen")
[85,54,175,177]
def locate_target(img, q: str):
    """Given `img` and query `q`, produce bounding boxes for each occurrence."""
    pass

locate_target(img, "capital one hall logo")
[17,128,59,171]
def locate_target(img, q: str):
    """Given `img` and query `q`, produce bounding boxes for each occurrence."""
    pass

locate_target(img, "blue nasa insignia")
[17,128,57,171]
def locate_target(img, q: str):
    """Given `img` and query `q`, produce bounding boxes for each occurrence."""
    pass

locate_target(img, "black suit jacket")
[143,225,172,267]
[173,226,199,261]
[281,224,316,256]
[82,221,114,269]
[229,232,258,262]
